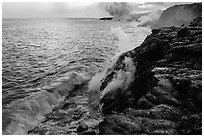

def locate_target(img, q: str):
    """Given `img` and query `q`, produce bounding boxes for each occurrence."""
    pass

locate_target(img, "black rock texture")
[99,16,202,135]
[99,17,113,21]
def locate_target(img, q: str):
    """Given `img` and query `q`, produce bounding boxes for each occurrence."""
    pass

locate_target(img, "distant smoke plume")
[138,11,161,26]
[105,2,132,17]
[100,2,162,22]
[98,2,164,22]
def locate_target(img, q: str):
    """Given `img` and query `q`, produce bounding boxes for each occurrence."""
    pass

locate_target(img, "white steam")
[138,11,161,26]
[97,2,136,20]
[88,72,105,92]
[100,57,136,99]
[105,2,132,17]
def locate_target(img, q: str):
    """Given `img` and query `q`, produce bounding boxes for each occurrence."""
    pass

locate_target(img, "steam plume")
[105,2,131,17]
[138,11,162,26]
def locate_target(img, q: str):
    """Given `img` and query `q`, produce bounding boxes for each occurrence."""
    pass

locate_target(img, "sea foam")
[2,72,91,135]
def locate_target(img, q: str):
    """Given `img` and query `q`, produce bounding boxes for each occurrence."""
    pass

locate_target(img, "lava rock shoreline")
[99,16,202,135]
[27,17,202,135]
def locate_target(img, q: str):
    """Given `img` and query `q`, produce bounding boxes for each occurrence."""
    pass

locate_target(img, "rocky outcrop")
[152,3,202,28]
[99,17,113,21]
[99,16,202,135]
[28,82,102,135]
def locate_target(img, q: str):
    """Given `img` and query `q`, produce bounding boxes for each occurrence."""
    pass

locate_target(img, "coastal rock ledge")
[99,16,202,135]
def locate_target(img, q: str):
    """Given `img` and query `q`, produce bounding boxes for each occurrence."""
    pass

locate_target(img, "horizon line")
[2,17,114,19]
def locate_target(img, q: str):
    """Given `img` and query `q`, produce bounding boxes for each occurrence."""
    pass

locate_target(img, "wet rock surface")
[28,16,202,135]
[99,17,202,135]
[28,83,102,135]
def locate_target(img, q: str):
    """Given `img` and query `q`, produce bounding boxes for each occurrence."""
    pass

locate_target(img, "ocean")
[2,18,150,134]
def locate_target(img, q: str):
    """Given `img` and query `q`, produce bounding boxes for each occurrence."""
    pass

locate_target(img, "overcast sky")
[2,2,193,18]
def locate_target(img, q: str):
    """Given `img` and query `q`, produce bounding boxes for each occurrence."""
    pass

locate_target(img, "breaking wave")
[2,19,150,135]
[2,72,91,135]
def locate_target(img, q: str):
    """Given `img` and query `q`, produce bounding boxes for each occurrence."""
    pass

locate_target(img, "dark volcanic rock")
[28,83,102,135]
[99,17,113,21]
[99,16,202,135]
[125,104,182,122]
[177,113,202,134]
[77,121,88,133]
[99,110,179,135]
[99,114,144,135]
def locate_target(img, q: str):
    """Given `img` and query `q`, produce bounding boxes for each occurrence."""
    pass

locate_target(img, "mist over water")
[138,11,161,26]
[88,21,150,99]
[111,25,132,53]
[111,22,151,55]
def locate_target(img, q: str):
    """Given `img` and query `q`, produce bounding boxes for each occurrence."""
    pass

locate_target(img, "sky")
[2,2,193,18]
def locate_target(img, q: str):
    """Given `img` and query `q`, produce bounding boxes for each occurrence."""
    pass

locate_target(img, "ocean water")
[2,18,150,134]
[2,18,117,106]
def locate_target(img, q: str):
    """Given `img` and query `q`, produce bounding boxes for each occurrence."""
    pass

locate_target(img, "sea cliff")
[11,5,202,135]
[152,3,202,28]
[99,16,202,135]
[27,16,202,135]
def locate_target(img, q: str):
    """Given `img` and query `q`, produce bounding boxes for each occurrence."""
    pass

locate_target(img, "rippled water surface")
[2,18,119,107]
[2,18,151,135]
[2,18,151,107]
